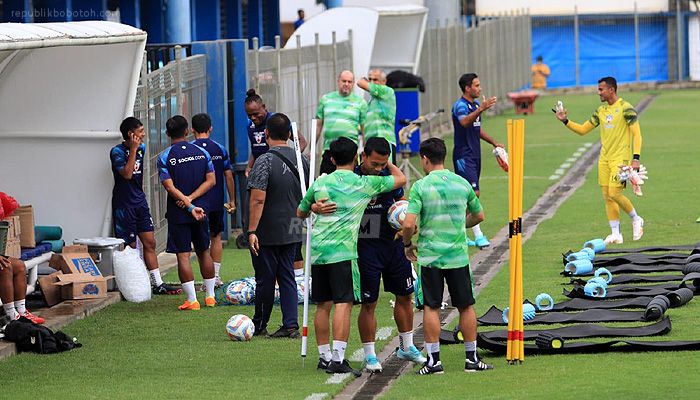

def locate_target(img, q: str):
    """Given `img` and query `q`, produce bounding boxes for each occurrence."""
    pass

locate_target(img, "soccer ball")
[387,200,409,230]
[225,280,255,305]
[226,314,255,341]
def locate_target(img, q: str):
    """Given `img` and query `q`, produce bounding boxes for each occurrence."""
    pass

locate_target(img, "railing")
[133,47,207,253]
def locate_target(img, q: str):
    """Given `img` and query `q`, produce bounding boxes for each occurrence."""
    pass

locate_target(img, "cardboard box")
[50,252,101,276]
[38,271,64,306]
[15,205,35,247]
[1,216,21,239]
[62,244,88,254]
[5,238,21,258]
[54,273,114,300]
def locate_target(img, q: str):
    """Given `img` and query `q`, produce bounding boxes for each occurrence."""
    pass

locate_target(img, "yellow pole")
[516,119,526,361]
[506,119,515,362]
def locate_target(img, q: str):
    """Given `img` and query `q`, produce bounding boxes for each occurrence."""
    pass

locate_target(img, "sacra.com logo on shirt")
[169,155,205,166]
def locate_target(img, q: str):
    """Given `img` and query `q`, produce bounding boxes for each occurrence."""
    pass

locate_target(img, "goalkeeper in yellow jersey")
[554,76,644,244]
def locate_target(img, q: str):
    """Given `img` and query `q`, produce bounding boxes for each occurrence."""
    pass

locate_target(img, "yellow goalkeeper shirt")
[566,98,642,161]
[589,98,639,160]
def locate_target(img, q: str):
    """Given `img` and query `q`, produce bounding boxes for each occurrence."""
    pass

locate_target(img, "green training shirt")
[298,169,395,265]
[407,169,482,269]
[364,83,396,145]
[315,91,367,151]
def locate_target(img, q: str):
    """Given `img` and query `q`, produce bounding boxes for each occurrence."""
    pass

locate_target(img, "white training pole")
[300,119,317,363]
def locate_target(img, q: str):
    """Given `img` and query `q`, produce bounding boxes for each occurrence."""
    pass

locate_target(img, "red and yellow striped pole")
[506,119,525,364]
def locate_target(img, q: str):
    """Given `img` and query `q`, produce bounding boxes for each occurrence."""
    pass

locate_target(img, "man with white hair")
[357,69,397,162]
[316,70,368,174]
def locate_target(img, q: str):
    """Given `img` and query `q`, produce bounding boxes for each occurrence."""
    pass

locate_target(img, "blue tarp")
[532,17,668,87]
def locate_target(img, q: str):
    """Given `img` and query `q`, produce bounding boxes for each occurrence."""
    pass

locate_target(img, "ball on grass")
[226,314,255,341]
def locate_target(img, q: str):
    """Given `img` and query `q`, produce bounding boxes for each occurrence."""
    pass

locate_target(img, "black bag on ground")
[3,317,81,354]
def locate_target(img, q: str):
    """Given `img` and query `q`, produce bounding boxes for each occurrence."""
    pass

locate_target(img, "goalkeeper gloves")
[493,146,509,172]
[617,164,648,196]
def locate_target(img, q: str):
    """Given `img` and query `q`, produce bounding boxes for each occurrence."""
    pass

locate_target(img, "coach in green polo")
[316,70,367,174]
[357,69,396,162]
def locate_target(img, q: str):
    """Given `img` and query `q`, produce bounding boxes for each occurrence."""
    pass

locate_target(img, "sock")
[399,330,414,352]
[363,342,376,358]
[294,269,304,277]
[609,220,620,236]
[182,281,197,302]
[3,303,18,319]
[318,344,332,362]
[149,268,164,287]
[14,299,26,315]
[213,262,221,278]
[332,340,347,362]
[425,342,440,366]
[472,223,483,238]
[203,278,216,298]
[628,209,638,219]
[465,340,478,362]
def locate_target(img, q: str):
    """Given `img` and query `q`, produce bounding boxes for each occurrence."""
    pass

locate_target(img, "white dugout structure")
[0,21,146,243]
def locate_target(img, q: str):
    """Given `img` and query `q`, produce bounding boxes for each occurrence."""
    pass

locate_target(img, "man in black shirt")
[247,113,309,338]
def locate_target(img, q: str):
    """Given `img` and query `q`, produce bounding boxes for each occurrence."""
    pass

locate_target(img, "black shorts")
[208,210,225,235]
[320,150,336,175]
[358,239,414,304]
[294,242,303,262]
[416,265,475,309]
[113,205,154,245]
[453,157,481,191]
[166,219,211,254]
[311,260,358,304]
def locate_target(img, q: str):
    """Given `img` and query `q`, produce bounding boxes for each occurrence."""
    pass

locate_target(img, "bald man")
[316,70,368,174]
[357,69,397,163]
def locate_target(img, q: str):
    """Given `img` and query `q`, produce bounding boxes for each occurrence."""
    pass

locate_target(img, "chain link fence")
[418,13,532,137]
[533,8,691,88]
[133,48,207,253]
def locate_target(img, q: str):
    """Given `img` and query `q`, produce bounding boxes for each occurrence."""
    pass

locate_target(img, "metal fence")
[533,7,690,87]
[247,33,353,146]
[133,48,207,253]
[418,13,532,137]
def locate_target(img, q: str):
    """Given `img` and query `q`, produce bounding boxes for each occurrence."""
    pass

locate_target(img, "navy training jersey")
[192,137,232,210]
[110,143,148,209]
[157,141,214,224]
[452,97,482,160]
[247,112,271,160]
[355,165,404,242]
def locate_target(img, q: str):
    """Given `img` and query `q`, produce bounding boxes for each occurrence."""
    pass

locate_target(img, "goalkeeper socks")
[363,342,376,358]
[3,303,18,320]
[609,220,620,235]
[149,268,164,287]
[14,299,26,315]
[425,342,440,366]
[399,330,414,352]
[472,224,483,238]
[203,278,216,298]
[318,344,332,362]
[332,340,347,362]
[464,340,478,362]
[182,281,197,302]
[629,209,638,219]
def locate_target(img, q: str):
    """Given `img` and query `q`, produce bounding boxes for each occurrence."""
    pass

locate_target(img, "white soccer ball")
[226,314,255,341]
[387,200,409,230]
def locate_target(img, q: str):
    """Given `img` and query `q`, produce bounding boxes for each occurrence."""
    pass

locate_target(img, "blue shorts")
[113,205,154,245]
[208,210,225,235]
[453,157,481,191]
[166,219,211,254]
[357,238,414,304]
